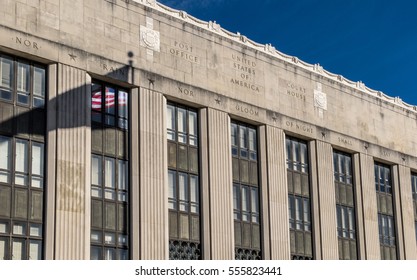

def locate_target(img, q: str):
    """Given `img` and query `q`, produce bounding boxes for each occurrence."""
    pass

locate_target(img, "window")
[0,53,46,260]
[231,122,261,260]
[411,173,417,244]
[333,151,357,259]
[0,54,46,138]
[286,137,313,260]
[375,163,397,260]
[167,103,201,260]
[90,81,129,260]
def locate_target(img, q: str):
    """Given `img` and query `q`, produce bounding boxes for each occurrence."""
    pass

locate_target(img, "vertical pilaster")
[139,88,167,259]
[392,165,405,259]
[55,64,90,259]
[309,141,322,259]
[130,88,140,260]
[207,108,233,259]
[258,125,270,260]
[315,141,338,259]
[359,153,380,259]
[265,126,289,260]
[398,165,417,259]
[45,64,57,260]
[353,153,366,259]
[199,108,211,260]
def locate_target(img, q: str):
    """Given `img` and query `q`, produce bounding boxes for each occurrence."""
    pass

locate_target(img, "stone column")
[392,165,405,259]
[207,108,234,259]
[130,88,140,260]
[315,140,338,259]
[353,153,366,259]
[139,88,167,259]
[199,108,211,260]
[397,165,417,259]
[309,141,322,260]
[359,153,380,259]
[265,126,289,260]
[258,125,270,260]
[45,64,57,260]
[54,64,91,259]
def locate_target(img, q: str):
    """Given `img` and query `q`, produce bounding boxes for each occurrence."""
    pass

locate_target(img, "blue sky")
[158,0,417,105]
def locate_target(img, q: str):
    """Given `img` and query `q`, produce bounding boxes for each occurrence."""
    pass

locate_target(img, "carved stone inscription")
[338,136,353,146]
[235,103,259,116]
[230,54,262,93]
[170,41,199,63]
[15,37,39,50]
[285,120,313,134]
[178,86,195,97]
[279,78,306,101]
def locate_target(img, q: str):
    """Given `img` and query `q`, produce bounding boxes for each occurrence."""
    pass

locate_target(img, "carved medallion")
[140,26,160,52]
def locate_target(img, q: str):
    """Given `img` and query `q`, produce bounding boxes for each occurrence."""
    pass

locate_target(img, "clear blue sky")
[158,0,417,105]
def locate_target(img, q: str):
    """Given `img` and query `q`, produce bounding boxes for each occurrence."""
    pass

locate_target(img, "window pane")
[17,62,30,93]
[167,105,176,140]
[177,108,186,133]
[188,111,197,136]
[104,202,116,230]
[91,155,102,186]
[104,157,115,189]
[248,128,256,151]
[105,87,116,115]
[104,248,116,260]
[90,246,102,260]
[33,67,45,98]
[241,186,250,221]
[118,90,128,118]
[179,173,188,211]
[177,108,187,143]
[15,139,28,174]
[0,237,8,260]
[233,184,240,211]
[239,126,247,149]
[118,160,127,191]
[168,170,176,210]
[13,189,28,219]
[190,175,199,213]
[29,240,42,260]
[0,186,11,217]
[30,191,43,221]
[0,136,11,183]
[29,224,42,237]
[12,239,25,260]
[31,142,44,177]
[91,83,102,111]
[251,188,259,223]
[0,56,13,89]
[231,123,238,147]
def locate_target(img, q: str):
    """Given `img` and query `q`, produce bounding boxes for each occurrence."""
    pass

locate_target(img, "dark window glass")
[375,163,397,260]
[333,151,357,260]
[286,137,313,260]
[167,103,201,260]
[91,81,129,260]
[0,53,46,260]
[232,122,261,260]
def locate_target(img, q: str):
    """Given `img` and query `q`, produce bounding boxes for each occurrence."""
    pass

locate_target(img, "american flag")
[91,87,121,110]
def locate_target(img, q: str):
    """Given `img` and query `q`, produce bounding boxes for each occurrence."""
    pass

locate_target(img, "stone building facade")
[1,0,417,260]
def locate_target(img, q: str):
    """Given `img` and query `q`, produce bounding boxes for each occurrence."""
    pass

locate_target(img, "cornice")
[133,0,417,112]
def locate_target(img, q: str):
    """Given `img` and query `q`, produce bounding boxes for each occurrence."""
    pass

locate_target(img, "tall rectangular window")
[286,137,313,260]
[90,81,129,260]
[231,122,261,260]
[0,53,46,260]
[167,103,201,260]
[333,151,357,259]
[375,163,397,260]
[411,173,417,244]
